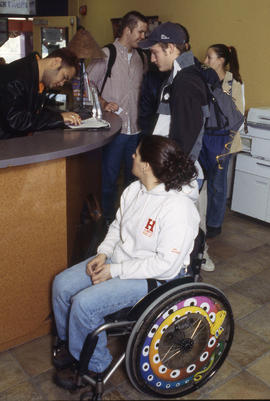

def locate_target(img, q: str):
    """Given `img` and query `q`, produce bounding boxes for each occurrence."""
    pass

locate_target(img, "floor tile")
[247,351,270,387]
[238,304,270,343]
[178,388,202,400]
[204,258,255,287]
[10,335,53,377]
[0,380,43,401]
[228,324,270,368]
[219,232,264,252]
[244,243,270,266]
[200,270,227,291]
[219,248,266,275]
[102,388,127,400]
[116,379,155,400]
[224,210,268,232]
[205,370,270,399]
[31,369,74,401]
[230,273,270,305]
[0,351,27,393]
[222,287,262,321]
[198,359,241,395]
[244,224,270,244]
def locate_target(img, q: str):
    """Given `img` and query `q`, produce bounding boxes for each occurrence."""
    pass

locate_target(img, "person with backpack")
[139,22,209,187]
[86,11,148,225]
[201,44,245,240]
[138,22,218,272]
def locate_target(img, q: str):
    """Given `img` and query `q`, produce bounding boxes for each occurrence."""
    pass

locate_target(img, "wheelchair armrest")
[127,276,194,321]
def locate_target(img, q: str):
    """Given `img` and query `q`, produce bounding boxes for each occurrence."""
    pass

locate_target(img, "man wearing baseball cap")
[139,22,208,168]
[140,22,216,273]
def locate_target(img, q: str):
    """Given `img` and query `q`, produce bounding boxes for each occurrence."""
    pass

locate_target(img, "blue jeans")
[206,155,231,228]
[102,133,140,221]
[52,257,148,373]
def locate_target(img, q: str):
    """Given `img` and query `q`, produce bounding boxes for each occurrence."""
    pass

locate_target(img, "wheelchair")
[55,228,234,400]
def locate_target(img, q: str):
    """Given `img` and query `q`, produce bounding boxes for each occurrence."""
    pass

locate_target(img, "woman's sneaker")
[201,248,215,272]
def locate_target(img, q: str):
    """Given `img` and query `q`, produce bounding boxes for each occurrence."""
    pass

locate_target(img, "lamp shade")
[68,29,105,60]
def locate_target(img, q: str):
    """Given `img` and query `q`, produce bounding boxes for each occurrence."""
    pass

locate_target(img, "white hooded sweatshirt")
[97,180,200,280]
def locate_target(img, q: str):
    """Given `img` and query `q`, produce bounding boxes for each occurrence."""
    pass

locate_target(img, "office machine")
[231,107,270,222]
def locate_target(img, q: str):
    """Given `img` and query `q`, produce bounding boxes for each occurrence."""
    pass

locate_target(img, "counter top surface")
[0,112,121,168]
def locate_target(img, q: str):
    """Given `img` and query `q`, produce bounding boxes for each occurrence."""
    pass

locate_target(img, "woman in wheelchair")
[52,135,201,390]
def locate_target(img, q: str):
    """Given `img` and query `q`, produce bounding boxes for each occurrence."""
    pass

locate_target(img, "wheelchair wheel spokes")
[125,283,234,398]
[158,312,210,370]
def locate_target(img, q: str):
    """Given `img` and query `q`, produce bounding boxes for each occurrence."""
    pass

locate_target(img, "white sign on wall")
[0,0,36,15]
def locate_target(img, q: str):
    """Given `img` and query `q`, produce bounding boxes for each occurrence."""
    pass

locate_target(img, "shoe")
[201,248,215,272]
[54,364,110,391]
[206,225,221,239]
[54,366,86,391]
[53,342,77,370]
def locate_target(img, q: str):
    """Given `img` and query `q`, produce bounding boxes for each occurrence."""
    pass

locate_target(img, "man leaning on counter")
[0,47,82,140]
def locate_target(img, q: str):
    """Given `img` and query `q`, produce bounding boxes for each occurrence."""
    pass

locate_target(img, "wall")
[71,0,270,110]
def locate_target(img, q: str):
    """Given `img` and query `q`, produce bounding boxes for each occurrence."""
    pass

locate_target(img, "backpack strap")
[197,66,230,131]
[227,79,233,96]
[100,43,145,95]
[100,43,117,95]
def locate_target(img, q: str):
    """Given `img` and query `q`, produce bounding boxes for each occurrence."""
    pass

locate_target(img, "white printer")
[231,107,270,223]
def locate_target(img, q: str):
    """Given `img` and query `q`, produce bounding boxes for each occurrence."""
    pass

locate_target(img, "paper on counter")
[67,117,110,130]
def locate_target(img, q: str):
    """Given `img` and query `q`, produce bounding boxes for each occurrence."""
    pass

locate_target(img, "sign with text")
[0,0,36,15]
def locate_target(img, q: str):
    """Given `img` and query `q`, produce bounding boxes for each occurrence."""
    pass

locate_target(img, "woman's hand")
[86,253,106,276]
[61,111,81,125]
[91,263,112,285]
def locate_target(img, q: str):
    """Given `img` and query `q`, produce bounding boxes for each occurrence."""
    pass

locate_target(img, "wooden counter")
[0,113,121,351]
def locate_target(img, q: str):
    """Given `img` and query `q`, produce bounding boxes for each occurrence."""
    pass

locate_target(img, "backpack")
[100,43,145,95]
[197,63,244,172]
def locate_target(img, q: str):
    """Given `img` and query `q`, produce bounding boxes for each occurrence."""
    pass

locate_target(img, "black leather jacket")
[0,52,65,140]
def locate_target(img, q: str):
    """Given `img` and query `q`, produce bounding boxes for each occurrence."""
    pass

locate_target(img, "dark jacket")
[0,52,65,140]
[156,51,208,158]
[169,65,208,156]
[138,67,170,136]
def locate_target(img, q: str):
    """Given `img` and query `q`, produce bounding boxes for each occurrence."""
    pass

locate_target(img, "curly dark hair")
[139,135,197,191]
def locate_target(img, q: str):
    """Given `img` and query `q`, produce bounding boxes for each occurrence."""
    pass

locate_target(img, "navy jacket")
[157,51,208,157]
[138,67,170,136]
[168,65,208,156]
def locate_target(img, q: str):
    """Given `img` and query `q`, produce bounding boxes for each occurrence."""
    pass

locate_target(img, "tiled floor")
[1,208,270,400]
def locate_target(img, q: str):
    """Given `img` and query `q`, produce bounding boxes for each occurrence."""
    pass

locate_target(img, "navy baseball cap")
[139,22,188,49]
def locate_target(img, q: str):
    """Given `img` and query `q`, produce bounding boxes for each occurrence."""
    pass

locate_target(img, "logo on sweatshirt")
[143,218,156,237]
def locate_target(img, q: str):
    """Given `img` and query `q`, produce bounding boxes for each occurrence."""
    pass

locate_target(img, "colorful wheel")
[125,282,234,398]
